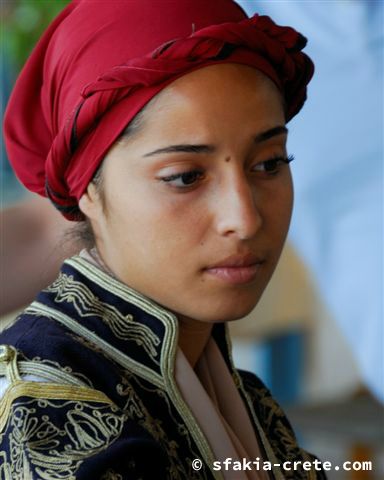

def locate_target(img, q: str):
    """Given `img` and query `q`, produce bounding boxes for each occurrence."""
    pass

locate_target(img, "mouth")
[203,253,265,285]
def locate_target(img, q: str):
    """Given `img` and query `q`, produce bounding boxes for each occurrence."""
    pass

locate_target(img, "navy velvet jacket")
[0,256,326,479]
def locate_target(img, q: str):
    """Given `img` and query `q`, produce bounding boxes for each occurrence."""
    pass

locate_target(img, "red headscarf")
[4,0,314,220]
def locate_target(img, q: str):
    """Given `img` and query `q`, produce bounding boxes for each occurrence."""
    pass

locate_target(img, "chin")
[215,306,257,323]
[197,293,262,324]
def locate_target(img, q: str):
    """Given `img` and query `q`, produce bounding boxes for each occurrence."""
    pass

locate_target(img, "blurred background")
[1,1,383,479]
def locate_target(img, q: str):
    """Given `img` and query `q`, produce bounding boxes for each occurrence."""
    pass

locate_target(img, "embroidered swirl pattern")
[45,273,160,362]
[1,398,125,480]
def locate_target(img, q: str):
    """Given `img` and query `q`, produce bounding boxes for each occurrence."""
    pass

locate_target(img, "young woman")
[0,1,324,478]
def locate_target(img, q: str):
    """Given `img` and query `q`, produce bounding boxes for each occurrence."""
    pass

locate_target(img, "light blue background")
[238,0,383,401]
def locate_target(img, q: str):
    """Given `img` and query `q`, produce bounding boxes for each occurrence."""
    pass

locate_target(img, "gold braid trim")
[25,302,164,389]
[0,360,89,387]
[159,303,222,480]
[0,380,114,433]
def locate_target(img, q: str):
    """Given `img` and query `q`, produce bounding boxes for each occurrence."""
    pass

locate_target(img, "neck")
[177,316,213,368]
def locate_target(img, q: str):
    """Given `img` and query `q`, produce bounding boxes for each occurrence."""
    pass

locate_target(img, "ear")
[78,183,102,220]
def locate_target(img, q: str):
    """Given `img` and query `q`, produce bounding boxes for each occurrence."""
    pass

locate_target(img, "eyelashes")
[159,154,295,189]
[160,169,204,187]
[252,153,294,174]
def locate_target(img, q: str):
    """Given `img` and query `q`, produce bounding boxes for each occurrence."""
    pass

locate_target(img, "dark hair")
[69,104,149,249]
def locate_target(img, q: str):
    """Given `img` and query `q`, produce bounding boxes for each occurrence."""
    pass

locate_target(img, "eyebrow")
[142,125,288,157]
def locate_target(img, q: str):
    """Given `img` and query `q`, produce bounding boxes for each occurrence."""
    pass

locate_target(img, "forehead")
[169,63,280,94]
[153,63,281,110]
[130,64,285,140]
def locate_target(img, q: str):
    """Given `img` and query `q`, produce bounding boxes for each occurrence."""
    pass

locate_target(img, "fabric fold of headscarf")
[4,0,314,220]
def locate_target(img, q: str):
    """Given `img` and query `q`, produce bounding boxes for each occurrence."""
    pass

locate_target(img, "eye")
[160,169,205,188]
[252,154,294,175]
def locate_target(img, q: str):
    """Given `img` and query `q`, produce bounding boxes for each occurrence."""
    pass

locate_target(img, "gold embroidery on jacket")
[24,302,164,389]
[238,374,319,480]
[67,332,106,357]
[0,394,124,480]
[0,356,93,389]
[45,272,160,362]
[0,451,12,480]
[117,371,210,480]
[25,355,94,387]
[0,381,115,433]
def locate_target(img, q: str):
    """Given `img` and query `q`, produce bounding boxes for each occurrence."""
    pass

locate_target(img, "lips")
[203,253,265,285]
[205,253,265,269]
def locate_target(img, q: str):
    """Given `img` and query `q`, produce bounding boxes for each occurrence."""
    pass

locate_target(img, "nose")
[215,172,262,240]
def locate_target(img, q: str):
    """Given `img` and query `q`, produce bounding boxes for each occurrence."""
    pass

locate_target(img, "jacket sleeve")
[238,369,328,480]
[0,345,167,480]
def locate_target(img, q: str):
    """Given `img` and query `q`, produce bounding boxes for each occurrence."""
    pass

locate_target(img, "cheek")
[106,182,208,257]
[262,176,294,238]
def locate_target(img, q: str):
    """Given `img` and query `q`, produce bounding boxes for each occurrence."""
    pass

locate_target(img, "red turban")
[4,0,314,220]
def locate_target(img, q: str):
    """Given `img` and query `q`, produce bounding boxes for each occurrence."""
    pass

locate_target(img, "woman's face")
[80,64,293,323]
